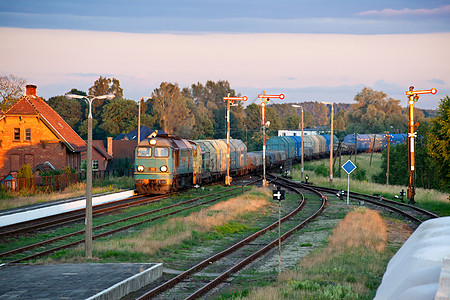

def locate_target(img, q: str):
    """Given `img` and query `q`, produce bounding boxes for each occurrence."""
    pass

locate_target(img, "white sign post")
[342,160,357,205]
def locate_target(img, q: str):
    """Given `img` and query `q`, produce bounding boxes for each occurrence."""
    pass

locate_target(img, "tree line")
[1,74,448,191]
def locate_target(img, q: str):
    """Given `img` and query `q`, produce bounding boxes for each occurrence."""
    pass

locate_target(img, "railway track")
[0,193,167,237]
[271,174,439,223]
[135,177,326,299]
[0,185,254,264]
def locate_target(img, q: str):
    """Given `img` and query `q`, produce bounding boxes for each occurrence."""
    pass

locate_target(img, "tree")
[373,119,441,190]
[88,76,123,98]
[310,102,328,126]
[151,82,195,136]
[265,106,282,136]
[334,111,346,131]
[100,98,138,136]
[285,115,301,130]
[427,96,450,191]
[88,76,123,120]
[244,104,263,151]
[183,94,214,139]
[0,74,26,111]
[47,95,83,129]
[346,87,406,134]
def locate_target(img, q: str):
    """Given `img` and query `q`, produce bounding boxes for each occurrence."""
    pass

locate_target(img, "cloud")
[1,28,448,109]
[428,78,445,85]
[358,5,450,17]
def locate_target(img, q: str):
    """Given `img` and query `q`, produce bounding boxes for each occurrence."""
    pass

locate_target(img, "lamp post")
[292,105,304,180]
[322,102,334,186]
[65,92,114,258]
[138,97,152,143]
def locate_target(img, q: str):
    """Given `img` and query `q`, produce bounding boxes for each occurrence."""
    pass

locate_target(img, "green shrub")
[351,168,367,181]
[315,164,329,177]
[17,164,32,178]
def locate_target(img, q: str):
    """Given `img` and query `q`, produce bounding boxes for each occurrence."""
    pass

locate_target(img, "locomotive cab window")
[154,147,169,157]
[137,147,152,157]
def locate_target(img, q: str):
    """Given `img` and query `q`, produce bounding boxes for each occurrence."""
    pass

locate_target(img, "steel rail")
[137,179,324,300]
[0,193,166,236]
[2,188,250,264]
[184,179,326,299]
[304,183,439,219]
[0,187,248,259]
[272,174,436,223]
[302,184,428,223]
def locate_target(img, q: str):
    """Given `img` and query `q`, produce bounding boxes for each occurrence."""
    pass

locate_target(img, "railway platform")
[0,190,134,227]
[0,262,162,299]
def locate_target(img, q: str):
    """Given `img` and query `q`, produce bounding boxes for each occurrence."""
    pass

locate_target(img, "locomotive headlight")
[137,165,145,172]
[160,165,168,172]
[150,139,156,145]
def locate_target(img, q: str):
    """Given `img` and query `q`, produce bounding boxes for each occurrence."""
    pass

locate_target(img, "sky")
[1,0,449,109]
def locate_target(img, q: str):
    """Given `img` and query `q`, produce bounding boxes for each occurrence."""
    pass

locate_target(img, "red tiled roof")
[3,94,86,152]
[92,140,113,160]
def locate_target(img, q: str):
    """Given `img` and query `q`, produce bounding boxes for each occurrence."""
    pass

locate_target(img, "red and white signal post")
[405,86,437,204]
[258,91,285,186]
[223,94,247,186]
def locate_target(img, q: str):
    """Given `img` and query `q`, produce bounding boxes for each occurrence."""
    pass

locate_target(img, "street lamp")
[292,105,304,180]
[322,102,334,186]
[65,92,114,259]
[138,97,152,143]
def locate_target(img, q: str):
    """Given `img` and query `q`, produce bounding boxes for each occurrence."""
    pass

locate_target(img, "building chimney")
[26,85,37,96]
[107,137,113,156]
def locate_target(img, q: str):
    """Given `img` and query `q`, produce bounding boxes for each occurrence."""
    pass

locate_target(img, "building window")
[92,160,99,171]
[14,128,20,140]
[25,128,31,141]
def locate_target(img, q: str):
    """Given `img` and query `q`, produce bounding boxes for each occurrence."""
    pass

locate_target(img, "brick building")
[0,85,86,180]
[81,140,113,171]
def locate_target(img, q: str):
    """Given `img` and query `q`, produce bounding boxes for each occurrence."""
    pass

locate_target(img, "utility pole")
[138,97,152,143]
[223,94,247,186]
[258,92,285,187]
[405,86,437,204]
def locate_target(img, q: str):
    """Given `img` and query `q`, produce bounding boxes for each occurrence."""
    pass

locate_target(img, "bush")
[315,164,329,177]
[17,164,32,179]
[351,168,367,181]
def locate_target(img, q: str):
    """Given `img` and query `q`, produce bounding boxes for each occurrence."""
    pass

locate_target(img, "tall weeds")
[245,208,392,300]
[94,187,273,256]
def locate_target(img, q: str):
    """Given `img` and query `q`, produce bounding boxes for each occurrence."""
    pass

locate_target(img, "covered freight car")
[266,136,296,160]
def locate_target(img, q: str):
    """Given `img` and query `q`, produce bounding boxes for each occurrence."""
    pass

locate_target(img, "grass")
[93,186,272,255]
[32,186,273,263]
[0,176,134,210]
[296,153,450,217]
[240,208,398,300]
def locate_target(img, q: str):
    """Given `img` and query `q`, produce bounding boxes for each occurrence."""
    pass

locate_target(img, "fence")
[17,173,78,192]
[14,168,134,192]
